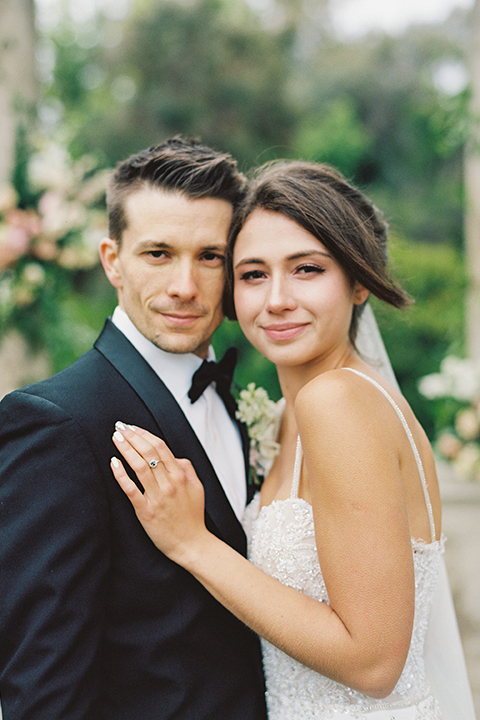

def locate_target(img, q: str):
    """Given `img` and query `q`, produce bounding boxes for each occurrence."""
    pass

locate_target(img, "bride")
[110,160,475,719]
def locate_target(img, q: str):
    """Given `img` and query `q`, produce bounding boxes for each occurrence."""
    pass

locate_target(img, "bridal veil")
[357,304,476,720]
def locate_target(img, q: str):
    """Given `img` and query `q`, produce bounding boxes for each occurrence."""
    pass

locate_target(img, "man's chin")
[150,334,209,356]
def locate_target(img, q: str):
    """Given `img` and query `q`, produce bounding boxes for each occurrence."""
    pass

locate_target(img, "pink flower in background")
[437,432,463,460]
[0,209,41,272]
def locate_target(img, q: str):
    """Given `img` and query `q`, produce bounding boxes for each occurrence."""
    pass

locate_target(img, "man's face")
[100,186,233,358]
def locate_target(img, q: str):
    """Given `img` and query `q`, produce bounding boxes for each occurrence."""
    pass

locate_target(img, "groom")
[0,137,267,719]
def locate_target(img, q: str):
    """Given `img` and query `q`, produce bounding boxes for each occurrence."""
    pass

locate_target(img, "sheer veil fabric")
[356,305,476,720]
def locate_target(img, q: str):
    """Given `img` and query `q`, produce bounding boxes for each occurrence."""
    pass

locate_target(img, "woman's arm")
[111,377,415,699]
[294,371,416,693]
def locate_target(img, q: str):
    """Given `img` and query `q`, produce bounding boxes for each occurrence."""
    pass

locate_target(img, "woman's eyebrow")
[234,257,265,268]
[287,250,331,261]
[234,249,331,269]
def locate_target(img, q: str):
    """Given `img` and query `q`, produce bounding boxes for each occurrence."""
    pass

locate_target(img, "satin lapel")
[95,320,247,554]
[236,417,254,502]
[217,380,251,501]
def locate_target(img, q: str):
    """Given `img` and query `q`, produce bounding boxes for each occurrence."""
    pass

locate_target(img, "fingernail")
[128,424,136,432]
[111,456,120,468]
[115,421,127,431]
[113,430,124,442]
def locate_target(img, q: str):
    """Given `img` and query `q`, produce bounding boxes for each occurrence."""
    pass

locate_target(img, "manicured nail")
[111,456,120,468]
[128,424,136,431]
[113,430,124,442]
[115,421,127,431]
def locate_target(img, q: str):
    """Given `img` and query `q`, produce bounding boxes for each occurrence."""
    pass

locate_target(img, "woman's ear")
[353,283,369,306]
[99,237,123,291]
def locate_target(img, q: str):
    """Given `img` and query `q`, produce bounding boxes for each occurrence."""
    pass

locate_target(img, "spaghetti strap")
[291,436,303,499]
[344,367,436,543]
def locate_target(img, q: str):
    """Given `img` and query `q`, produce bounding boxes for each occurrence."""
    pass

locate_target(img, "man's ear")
[99,237,122,291]
[353,282,369,306]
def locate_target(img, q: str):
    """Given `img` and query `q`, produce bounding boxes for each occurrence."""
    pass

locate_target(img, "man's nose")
[167,260,198,300]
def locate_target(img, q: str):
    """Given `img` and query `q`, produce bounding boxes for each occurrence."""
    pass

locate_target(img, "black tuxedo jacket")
[0,320,267,720]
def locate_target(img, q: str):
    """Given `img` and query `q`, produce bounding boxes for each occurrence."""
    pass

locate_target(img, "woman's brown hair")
[225,160,410,344]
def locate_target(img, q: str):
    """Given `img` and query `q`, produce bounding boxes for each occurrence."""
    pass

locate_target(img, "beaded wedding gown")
[242,366,472,720]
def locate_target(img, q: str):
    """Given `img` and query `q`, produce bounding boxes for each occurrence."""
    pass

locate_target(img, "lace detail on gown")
[242,369,444,719]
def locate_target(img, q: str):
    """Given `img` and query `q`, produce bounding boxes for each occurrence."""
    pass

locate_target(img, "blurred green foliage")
[46,0,297,168]
[373,235,465,437]
[23,0,471,437]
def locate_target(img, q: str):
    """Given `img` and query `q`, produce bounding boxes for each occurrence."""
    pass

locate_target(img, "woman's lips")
[262,322,308,341]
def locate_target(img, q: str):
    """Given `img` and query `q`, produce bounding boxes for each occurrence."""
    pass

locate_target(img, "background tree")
[46,0,298,168]
[3,0,472,435]
[465,0,480,364]
[0,0,45,399]
[0,0,37,183]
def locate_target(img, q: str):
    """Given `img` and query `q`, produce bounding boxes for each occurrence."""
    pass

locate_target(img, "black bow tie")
[188,347,237,413]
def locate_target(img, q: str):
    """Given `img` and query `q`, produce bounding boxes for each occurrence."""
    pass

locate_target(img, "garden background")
[0,0,479,714]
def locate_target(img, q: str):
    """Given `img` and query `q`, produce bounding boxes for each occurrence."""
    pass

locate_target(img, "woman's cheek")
[234,290,256,334]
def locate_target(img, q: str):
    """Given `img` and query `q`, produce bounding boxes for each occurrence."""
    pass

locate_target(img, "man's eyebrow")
[200,245,227,252]
[136,240,227,252]
[136,240,171,251]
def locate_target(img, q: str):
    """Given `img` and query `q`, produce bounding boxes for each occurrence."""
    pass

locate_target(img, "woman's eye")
[239,269,266,281]
[297,264,325,275]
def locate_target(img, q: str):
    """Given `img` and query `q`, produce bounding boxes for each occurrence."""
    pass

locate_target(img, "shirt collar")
[111,306,215,403]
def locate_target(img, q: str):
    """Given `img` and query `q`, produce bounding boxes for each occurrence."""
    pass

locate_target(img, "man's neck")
[110,306,213,401]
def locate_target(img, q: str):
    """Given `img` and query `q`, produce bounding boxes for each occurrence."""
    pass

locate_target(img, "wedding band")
[149,459,159,468]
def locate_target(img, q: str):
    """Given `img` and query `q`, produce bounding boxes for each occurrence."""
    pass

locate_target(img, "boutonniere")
[236,383,284,485]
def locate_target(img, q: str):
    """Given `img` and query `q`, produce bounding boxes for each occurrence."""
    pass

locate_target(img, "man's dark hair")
[107,136,246,245]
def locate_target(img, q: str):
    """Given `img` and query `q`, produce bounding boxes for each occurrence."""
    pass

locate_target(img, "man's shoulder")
[0,320,164,429]
[0,347,103,421]
[1,324,125,411]
[7,319,130,401]
[18,346,105,395]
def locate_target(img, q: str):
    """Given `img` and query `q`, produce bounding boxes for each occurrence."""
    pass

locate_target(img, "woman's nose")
[265,276,296,312]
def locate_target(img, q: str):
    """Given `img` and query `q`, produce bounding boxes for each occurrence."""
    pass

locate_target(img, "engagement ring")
[149,459,159,468]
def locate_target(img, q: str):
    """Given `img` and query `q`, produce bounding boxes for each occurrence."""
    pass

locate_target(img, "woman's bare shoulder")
[295,367,381,420]
[294,367,410,460]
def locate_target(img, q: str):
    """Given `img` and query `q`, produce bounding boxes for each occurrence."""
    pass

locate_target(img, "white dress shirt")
[111,307,247,519]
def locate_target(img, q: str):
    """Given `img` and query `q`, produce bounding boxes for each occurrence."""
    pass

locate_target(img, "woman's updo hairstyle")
[225,160,410,344]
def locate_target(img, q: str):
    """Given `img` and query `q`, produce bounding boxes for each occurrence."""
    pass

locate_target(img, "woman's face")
[232,208,368,369]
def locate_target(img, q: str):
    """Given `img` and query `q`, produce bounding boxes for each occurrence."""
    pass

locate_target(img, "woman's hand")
[111,422,210,566]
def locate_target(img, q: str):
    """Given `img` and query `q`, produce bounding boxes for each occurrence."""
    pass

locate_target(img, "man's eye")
[148,250,167,259]
[202,252,224,263]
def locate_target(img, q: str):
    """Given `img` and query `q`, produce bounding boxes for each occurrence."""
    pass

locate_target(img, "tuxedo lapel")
[235,415,252,499]
[212,377,250,491]
[95,320,247,554]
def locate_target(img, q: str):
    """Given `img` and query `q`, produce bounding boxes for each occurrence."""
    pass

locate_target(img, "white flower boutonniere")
[236,383,284,484]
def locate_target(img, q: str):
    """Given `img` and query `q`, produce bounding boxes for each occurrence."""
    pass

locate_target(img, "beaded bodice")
[243,494,443,719]
[242,369,444,719]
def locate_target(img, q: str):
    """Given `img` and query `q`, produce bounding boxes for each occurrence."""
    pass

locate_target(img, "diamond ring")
[149,459,159,468]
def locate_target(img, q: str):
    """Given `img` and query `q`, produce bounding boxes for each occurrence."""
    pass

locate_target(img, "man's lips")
[160,312,203,327]
[262,322,308,341]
